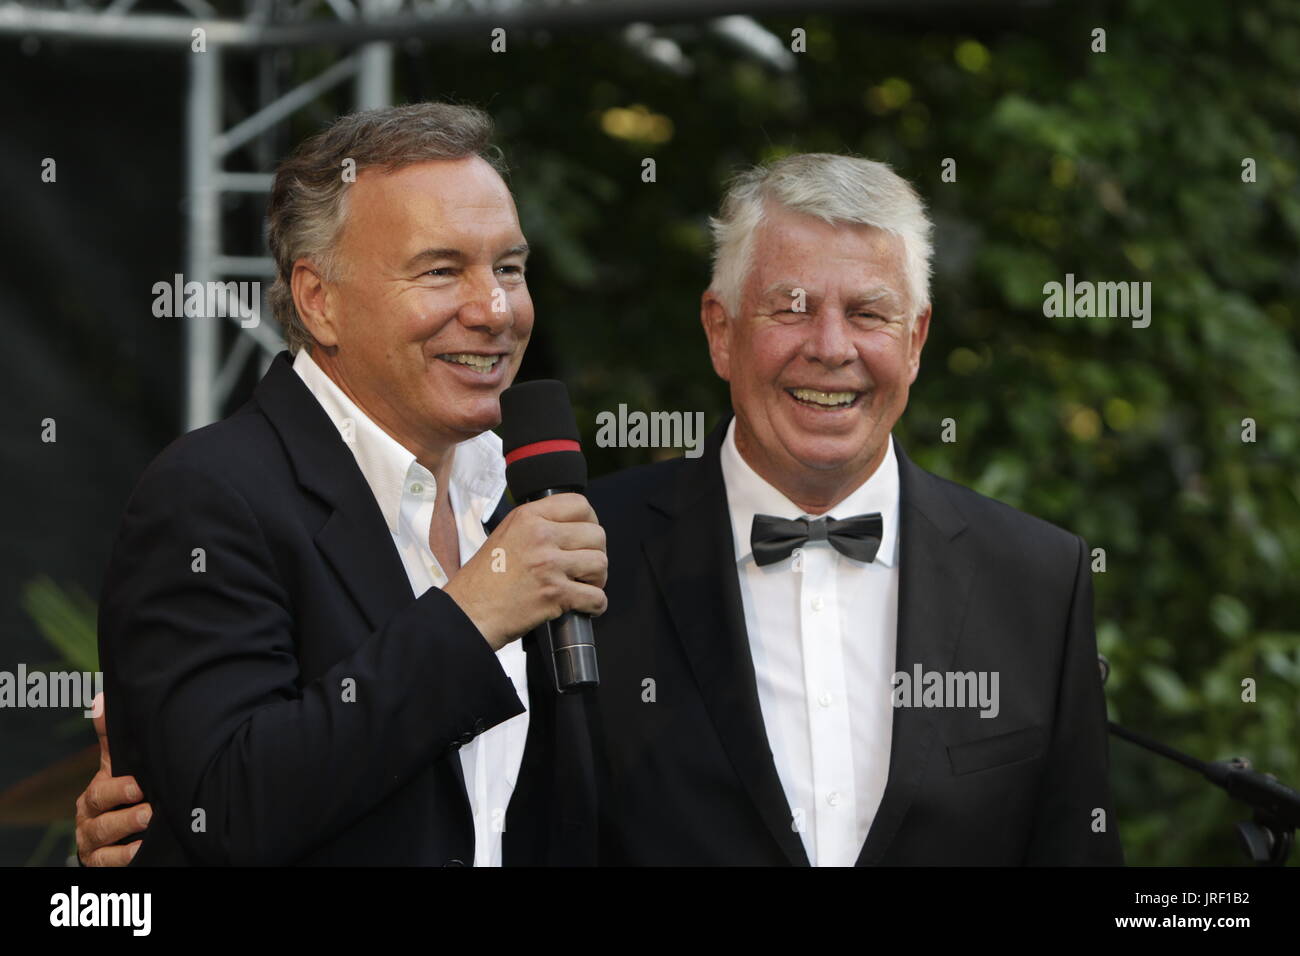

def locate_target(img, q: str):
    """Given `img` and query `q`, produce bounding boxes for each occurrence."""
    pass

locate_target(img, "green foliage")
[14,577,99,865]
[395,0,1299,863]
[21,575,99,675]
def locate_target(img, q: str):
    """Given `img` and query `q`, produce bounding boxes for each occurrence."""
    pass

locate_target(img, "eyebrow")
[760,282,799,299]
[402,243,530,272]
[759,282,904,308]
[850,288,905,309]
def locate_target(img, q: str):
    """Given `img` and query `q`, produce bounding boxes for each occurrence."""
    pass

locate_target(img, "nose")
[456,266,513,334]
[803,306,856,367]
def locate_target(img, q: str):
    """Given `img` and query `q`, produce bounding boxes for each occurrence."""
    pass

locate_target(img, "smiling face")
[292,155,532,464]
[702,203,931,512]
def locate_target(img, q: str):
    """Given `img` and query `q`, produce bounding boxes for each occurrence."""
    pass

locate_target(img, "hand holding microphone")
[443,380,603,691]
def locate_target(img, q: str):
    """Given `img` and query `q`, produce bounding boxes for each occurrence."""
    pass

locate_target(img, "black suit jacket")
[98,351,595,866]
[585,416,1124,865]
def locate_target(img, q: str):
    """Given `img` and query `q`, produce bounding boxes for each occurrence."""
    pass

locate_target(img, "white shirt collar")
[719,416,900,568]
[292,349,506,533]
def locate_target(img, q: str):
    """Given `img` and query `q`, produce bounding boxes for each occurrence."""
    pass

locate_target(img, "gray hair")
[707,153,933,320]
[266,101,506,353]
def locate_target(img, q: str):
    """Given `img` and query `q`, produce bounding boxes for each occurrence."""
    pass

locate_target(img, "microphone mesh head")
[499,380,587,500]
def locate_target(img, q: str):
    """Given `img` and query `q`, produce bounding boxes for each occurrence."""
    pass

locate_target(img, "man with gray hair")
[584,152,1123,865]
[79,102,607,866]
[78,139,1121,867]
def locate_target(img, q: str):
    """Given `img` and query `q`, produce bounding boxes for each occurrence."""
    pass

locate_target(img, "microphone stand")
[1101,657,1299,865]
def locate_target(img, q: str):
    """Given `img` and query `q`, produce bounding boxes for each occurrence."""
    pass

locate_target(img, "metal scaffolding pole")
[4,0,804,429]
[179,34,389,428]
[357,0,397,109]
[185,45,222,432]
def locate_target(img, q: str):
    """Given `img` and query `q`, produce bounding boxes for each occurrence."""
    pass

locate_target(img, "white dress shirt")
[293,349,529,868]
[720,419,899,867]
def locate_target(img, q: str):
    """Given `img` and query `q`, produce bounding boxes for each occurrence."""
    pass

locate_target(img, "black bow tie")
[750,513,883,567]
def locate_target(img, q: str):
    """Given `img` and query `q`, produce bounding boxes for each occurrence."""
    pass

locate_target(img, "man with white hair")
[77,145,1121,867]
[584,153,1124,865]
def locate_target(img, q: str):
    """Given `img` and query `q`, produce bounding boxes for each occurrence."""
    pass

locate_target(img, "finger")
[558,548,608,589]
[528,493,597,523]
[559,580,608,618]
[84,805,152,855]
[85,840,142,868]
[85,774,144,815]
[91,693,110,768]
[548,520,606,554]
[91,693,107,738]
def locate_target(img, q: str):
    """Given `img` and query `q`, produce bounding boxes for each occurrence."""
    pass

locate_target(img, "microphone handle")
[549,611,599,694]
[528,488,600,694]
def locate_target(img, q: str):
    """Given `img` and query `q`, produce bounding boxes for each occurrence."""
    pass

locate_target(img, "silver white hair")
[707,153,934,320]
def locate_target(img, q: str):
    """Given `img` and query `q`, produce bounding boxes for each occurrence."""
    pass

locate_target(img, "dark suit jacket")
[585,416,1124,865]
[98,351,595,866]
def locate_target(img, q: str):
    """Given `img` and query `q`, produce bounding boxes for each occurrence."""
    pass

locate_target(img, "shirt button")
[827,791,842,807]
[818,692,833,708]
[410,482,423,494]
[811,596,824,612]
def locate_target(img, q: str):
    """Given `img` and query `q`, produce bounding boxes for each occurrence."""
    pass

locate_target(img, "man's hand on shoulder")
[75,693,151,866]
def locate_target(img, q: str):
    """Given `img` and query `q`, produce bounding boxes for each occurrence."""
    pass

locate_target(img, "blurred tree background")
[2,0,1297,865]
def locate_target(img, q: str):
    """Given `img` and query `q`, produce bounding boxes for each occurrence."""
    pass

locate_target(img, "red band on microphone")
[504,438,581,465]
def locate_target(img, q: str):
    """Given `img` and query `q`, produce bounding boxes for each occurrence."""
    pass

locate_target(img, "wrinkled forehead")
[745,214,909,306]
[348,157,520,234]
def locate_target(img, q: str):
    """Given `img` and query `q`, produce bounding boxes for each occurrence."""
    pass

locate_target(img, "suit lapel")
[483,494,512,535]
[253,351,474,818]
[642,418,810,866]
[255,351,415,633]
[856,437,975,865]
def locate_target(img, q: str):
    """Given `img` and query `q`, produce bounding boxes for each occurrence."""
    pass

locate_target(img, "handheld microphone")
[499,380,599,694]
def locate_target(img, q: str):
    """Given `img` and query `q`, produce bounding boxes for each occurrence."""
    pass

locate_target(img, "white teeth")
[440,353,499,371]
[790,387,857,407]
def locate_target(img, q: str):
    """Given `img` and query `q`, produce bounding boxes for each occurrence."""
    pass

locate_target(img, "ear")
[906,303,932,385]
[700,290,733,383]
[290,259,340,349]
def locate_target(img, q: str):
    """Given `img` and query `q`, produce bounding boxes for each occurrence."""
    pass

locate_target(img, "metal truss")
[1,0,804,429]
